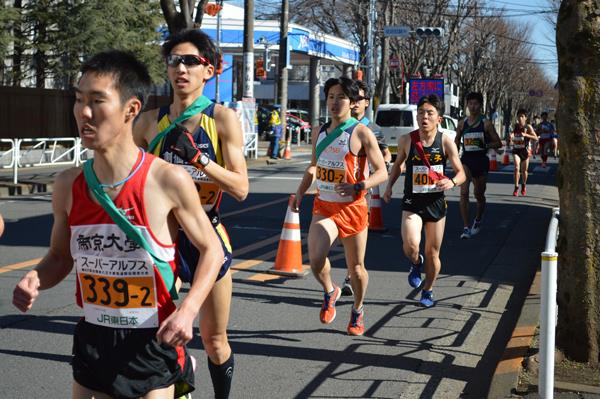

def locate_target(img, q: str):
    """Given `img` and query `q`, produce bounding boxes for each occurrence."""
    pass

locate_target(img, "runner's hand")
[170,123,202,164]
[383,187,392,203]
[334,183,356,197]
[156,306,196,347]
[435,178,454,191]
[292,193,302,212]
[13,271,40,312]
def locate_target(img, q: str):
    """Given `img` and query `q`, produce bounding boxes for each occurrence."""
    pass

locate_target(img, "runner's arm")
[133,109,158,149]
[525,125,539,141]
[156,164,223,346]
[484,120,502,149]
[454,119,464,149]
[12,169,76,312]
[200,106,249,201]
[357,125,387,190]
[439,134,466,190]
[383,134,410,202]
[293,126,320,210]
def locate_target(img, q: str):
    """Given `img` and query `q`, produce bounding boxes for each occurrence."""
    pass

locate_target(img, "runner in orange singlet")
[294,77,387,336]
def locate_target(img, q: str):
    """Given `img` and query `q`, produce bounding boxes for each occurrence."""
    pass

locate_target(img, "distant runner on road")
[383,94,466,308]
[454,92,502,240]
[509,109,538,196]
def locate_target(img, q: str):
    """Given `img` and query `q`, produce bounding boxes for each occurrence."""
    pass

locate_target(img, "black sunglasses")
[355,96,368,101]
[166,54,211,67]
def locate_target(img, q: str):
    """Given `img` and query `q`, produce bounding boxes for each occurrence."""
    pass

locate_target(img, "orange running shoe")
[319,286,341,324]
[513,186,519,196]
[347,308,365,336]
[521,186,527,196]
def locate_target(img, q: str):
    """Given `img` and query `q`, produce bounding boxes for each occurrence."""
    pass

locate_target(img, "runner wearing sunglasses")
[383,95,465,308]
[134,29,248,399]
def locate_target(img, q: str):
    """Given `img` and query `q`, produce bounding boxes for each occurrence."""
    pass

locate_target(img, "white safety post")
[539,207,559,399]
[13,139,20,184]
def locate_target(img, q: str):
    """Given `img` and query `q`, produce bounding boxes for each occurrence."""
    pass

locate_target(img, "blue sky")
[488,0,558,82]
[229,0,558,82]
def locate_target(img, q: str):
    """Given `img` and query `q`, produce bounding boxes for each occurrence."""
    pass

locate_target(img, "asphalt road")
[0,150,559,398]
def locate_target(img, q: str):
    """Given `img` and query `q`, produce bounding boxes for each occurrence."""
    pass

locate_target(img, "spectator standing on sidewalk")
[268,109,283,159]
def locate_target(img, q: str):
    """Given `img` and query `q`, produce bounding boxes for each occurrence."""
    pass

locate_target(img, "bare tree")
[160,0,209,33]
[555,0,600,366]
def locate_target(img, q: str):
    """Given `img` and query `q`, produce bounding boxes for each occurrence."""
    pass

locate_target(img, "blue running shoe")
[420,290,435,308]
[408,254,423,288]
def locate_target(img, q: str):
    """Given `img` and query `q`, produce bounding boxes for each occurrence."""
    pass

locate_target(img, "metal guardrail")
[244,132,258,159]
[2,134,258,184]
[0,139,16,169]
[0,137,92,184]
[540,207,560,399]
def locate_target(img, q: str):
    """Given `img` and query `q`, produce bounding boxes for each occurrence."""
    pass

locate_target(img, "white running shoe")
[470,219,482,236]
[460,227,471,239]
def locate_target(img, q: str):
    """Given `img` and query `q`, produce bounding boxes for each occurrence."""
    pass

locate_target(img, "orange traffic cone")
[368,185,386,232]
[268,194,309,277]
[283,140,292,160]
[502,145,511,165]
[488,149,498,171]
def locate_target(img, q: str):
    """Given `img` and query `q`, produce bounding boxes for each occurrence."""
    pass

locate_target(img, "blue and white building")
[199,3,360,116]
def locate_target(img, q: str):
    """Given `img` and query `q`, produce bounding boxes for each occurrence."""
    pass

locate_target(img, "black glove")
[170,123,201,164]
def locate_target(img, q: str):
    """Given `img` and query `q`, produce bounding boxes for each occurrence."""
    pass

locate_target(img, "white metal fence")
[0,137,92,184]
[244,132,258,159]
[1,135,259,185]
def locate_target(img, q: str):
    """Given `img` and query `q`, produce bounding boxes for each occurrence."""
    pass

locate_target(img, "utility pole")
[365,0,376,121]
[215,0,223,103]
[277,0,289,134]
[242,0,254,99]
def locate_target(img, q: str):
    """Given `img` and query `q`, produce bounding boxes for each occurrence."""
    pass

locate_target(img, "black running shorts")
[512,148,529,160]
[72,319,194,399]
[461,153,489,178]
[402,195,447,223]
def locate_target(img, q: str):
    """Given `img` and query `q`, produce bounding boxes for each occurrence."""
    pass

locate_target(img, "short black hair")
[324,76,359,101]
[517,108,528,117]
[354,80,370,98]
[541,111,548,117]
[162,29,221,71]
[80,50,151,109]
[466,92,484,106]
[417,94,444,116]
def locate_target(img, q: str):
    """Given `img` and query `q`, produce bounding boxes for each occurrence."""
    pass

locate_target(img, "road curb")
[488,269,542,398]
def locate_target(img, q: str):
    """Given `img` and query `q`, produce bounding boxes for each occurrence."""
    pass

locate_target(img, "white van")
[372,103,457,155]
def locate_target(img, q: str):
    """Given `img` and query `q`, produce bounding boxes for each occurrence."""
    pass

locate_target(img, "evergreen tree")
[2,0,165,89]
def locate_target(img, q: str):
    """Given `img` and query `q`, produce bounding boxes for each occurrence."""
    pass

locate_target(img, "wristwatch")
[353,182,364,193]
[198,152,211,168]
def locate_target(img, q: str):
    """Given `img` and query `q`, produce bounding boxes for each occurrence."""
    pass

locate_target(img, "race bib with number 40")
[412,165,444,194]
